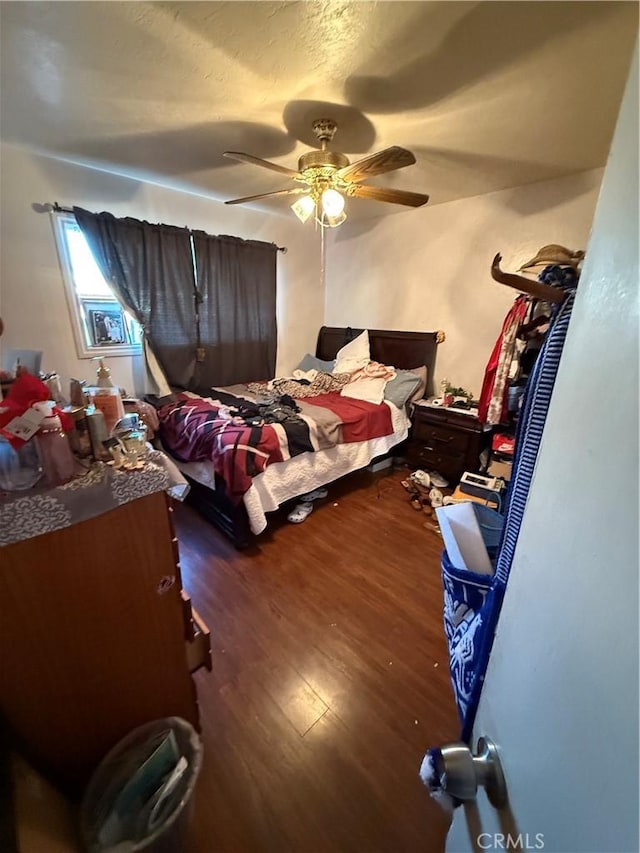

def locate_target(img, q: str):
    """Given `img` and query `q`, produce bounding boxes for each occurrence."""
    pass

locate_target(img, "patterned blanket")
[158,388,394,503]
[248,371,351,398]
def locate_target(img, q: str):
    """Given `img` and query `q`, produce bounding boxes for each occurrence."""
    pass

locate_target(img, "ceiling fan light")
[291,195,315,223]
[319,210,347,228]
[321,188,345,217]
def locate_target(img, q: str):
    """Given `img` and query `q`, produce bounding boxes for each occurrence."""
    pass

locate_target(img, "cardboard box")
[451,486,499,509]
[488,458,513,481]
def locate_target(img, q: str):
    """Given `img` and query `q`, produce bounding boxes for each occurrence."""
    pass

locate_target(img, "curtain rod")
[42,202,288,253]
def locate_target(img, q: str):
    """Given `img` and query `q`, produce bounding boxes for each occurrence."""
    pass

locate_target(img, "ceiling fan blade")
[337,146,416,183]
[350,184,429,207]
[225,187,307,205]
[223,151,301,179]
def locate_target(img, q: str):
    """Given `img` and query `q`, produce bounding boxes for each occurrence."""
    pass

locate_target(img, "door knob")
[420,737,507,809]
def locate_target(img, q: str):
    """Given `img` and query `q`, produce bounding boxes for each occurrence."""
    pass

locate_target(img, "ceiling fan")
[223,118,429,228]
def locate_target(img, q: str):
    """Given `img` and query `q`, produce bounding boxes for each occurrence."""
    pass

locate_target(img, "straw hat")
[518,244,584,272]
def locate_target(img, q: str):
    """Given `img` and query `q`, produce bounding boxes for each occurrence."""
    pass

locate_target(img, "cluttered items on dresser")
[0,372,78,489]
[0,381,188,548]
[0,355,180,507]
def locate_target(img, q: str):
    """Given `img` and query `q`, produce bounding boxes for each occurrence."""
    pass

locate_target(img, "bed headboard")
[315,326,445,398]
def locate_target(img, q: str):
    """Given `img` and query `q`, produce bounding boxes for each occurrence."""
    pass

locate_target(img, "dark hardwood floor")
[175,468,460,853]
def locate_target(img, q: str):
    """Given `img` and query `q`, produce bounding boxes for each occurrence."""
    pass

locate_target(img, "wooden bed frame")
[184,325,444,548]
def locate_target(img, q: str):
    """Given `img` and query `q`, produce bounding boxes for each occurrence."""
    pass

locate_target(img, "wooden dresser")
[0,491,210,792]
[407,404,487,485]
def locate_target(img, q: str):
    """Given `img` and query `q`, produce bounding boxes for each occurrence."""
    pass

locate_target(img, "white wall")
[0,143,323,394]
[447,43,638,853]
[0,142,606,400]
[324,169,603,396]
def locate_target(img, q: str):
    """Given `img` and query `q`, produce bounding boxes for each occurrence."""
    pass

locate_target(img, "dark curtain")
[73,207,196,392]
[191,232,277,390]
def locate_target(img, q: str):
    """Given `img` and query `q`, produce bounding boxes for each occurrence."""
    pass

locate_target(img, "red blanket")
[304,393,394,443]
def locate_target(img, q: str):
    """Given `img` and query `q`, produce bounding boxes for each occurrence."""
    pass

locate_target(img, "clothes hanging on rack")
[517,303,551,378]
[478,295,530,425]
[479,262,580,425]
[441,264,579,740]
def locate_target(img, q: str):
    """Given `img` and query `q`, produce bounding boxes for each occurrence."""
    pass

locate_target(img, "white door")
[446,45,638,853]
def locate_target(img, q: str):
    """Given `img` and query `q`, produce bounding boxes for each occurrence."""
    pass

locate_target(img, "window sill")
[77,346,143,359]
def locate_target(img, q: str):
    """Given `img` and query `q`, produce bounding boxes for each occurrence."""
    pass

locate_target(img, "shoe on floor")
[429,488,444,508]
[298,486,329,502]
[411,470,431,488]
[287,502,314,523]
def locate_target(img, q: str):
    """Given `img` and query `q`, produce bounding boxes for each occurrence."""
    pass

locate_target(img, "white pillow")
[334,330,370,374]
[341,376,386,405]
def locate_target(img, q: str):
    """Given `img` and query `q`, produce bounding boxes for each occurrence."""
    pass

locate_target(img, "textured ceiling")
[0,1,637,219]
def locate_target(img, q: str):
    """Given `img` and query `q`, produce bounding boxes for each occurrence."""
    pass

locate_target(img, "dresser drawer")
[181,590,212,673]
[185,607,212,674]
[409,407,486,485]
[407,443,465,481]
[412,419,470,453]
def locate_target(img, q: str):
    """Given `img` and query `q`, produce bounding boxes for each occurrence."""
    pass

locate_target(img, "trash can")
[80,717,202,853]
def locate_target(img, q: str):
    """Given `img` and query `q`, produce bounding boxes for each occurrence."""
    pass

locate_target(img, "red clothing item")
[0,372,73,449]
[304,393,393,443]
[478,296,529,425]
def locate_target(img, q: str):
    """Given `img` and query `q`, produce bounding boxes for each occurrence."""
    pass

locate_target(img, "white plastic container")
[0,437,43,490]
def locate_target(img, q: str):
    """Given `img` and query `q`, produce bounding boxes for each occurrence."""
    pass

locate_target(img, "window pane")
[54,214,142,354]
[126,313,143,345]
[64,221,113,298]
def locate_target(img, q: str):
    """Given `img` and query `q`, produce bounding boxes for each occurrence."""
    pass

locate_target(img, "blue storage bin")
[441,504,504,724]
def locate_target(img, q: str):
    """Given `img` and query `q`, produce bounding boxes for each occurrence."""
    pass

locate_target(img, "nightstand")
[407,404,487,485]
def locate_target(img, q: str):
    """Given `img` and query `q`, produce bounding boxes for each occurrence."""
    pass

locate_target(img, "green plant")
[445,383,473,400]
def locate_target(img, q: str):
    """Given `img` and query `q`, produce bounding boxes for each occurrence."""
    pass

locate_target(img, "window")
[52,213,142,358]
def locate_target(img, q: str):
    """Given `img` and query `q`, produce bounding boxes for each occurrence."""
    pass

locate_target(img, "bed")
[158,326,443,547]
